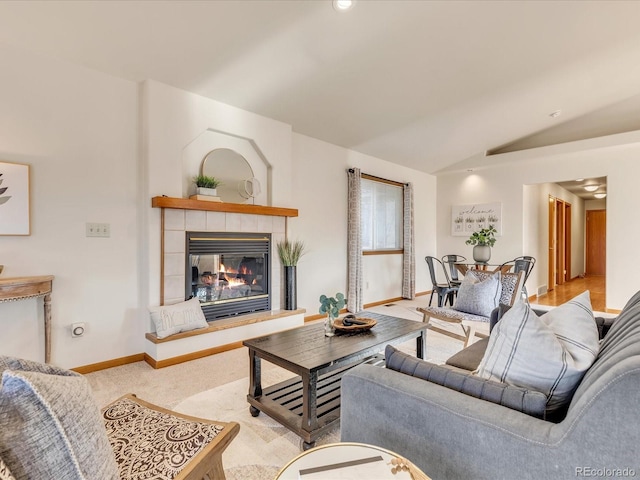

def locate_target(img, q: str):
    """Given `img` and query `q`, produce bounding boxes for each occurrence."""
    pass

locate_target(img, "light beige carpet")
[86,300,474,479]
[173,370,340,480]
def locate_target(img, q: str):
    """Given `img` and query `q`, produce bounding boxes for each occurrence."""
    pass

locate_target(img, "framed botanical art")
[451,202,502,237]
[0,161,30,235]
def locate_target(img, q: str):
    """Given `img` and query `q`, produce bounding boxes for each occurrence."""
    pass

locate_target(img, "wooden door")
[586,210,606,275]
[564,203,572,282]
[548,196,556,291]
[555,199,566,285]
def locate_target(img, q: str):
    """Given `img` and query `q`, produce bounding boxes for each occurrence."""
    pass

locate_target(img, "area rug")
[173,370,340,480]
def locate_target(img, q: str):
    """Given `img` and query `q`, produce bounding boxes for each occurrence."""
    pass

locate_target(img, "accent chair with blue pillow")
[0,356,239,480]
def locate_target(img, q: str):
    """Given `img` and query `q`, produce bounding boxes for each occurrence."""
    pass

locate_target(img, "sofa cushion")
[476,291,600,415]
[385,345,547,418]
[0,356,119,480]
[453,271,502,317]
[149,297,209,339]
[445,337,489,371]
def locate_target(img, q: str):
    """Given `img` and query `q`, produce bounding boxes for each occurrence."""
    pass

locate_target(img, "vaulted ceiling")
[1,0,639,174]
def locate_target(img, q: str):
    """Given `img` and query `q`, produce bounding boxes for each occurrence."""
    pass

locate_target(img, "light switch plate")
[86,223,110,237]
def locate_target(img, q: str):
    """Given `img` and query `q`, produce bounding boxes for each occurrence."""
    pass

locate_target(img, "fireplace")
[186,232,271,321]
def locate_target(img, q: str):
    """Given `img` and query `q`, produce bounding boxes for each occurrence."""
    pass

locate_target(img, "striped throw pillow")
[477,291,599,415]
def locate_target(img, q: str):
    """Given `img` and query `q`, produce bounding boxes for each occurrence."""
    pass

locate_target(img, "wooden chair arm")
[103,394,240,480]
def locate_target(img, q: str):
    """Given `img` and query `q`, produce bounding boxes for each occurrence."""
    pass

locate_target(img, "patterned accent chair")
[0,356,239,480]
[417,271,523,348]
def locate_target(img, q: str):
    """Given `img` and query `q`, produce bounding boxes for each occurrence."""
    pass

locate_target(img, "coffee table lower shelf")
[247,356,384,449]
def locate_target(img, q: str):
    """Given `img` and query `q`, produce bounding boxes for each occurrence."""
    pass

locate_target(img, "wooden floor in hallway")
[531,275,605,312]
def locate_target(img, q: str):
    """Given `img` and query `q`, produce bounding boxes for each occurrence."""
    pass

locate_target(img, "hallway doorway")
[548,196,572,290]
[586,209,606,276]
[532,275,605,312]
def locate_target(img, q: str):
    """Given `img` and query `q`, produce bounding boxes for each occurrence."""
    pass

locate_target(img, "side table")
[275,442,431,480]
[0,275,54,362]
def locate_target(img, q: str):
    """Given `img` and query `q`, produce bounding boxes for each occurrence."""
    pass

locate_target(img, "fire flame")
[219,263,253,287]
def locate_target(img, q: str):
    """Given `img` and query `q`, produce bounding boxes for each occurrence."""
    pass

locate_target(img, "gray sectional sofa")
[340,291,640,479]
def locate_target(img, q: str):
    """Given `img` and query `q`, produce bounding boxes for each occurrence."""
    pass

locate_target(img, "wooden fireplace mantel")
[151,196,298,217]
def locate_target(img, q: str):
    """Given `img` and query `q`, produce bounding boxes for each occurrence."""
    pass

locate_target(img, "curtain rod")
[347,168,408,186]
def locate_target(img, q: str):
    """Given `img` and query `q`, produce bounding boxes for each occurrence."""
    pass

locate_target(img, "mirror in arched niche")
[201,148,262,204]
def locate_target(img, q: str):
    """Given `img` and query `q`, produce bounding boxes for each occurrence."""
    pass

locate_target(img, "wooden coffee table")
[243,312,427,450]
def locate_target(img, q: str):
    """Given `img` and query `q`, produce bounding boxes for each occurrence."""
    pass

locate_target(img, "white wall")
[585,198,607,211]
[291,134,436,314]
[437,133,640,310]
[0,53,436,369]
[141,80,294,320]
[0,44,139,368]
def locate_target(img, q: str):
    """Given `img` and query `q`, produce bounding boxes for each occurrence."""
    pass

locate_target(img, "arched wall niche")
[182,129,272,205]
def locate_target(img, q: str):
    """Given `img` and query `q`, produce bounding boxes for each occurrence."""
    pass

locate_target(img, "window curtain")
[347,168,363,312]
[402,182,415,299]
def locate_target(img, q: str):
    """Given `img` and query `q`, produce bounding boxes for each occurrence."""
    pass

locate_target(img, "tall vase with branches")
[277,239,306,310]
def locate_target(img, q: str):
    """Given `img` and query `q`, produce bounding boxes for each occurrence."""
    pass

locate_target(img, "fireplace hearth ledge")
[143,308,305,368]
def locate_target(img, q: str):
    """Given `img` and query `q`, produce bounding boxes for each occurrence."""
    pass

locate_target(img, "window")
[361,176,404,253]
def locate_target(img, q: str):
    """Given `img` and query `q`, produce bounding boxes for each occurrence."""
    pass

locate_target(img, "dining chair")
[442,254,467,287]
[500,256,536,300]
[425,256,459,307]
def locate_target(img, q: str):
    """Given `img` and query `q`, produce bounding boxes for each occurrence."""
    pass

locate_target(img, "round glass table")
[275,442,431,480]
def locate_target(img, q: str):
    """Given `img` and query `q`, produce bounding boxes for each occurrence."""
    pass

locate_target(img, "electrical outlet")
[71,322,86,337]
[86,222,110,237]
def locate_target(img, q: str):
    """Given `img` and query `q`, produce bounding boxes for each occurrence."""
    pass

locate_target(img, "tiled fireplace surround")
[144,200,305,368]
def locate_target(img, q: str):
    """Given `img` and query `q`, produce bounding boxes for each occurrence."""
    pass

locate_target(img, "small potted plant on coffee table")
[319,292,346,337]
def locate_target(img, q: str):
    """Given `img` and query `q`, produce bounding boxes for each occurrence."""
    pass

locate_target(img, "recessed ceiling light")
[594,193,607,199]
[575,178,584,182]
[549,110,562,118]
[584,185,599,192]
[333,0,355,11]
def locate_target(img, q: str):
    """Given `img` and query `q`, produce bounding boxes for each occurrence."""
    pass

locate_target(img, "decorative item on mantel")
[277,239,306,310]
[319,292,346,337]
[466,225,498,263]
[190,174,223,202]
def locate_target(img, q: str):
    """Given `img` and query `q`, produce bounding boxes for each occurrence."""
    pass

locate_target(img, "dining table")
[454,262,512,276]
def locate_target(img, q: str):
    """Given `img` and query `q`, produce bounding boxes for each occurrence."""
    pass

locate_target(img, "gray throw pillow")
[385,345,547,418]
[453,271,502,317]
[0,356,119,480]
[477,291,600,415]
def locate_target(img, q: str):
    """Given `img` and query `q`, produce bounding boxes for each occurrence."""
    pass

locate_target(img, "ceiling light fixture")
[333,0,355,11]
[594,193,607,199]
[575,178,584,182]
[584,185,599,192]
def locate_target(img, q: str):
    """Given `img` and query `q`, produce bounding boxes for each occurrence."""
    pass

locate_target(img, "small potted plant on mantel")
[465,225,497,263]
[193,174,222,197]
